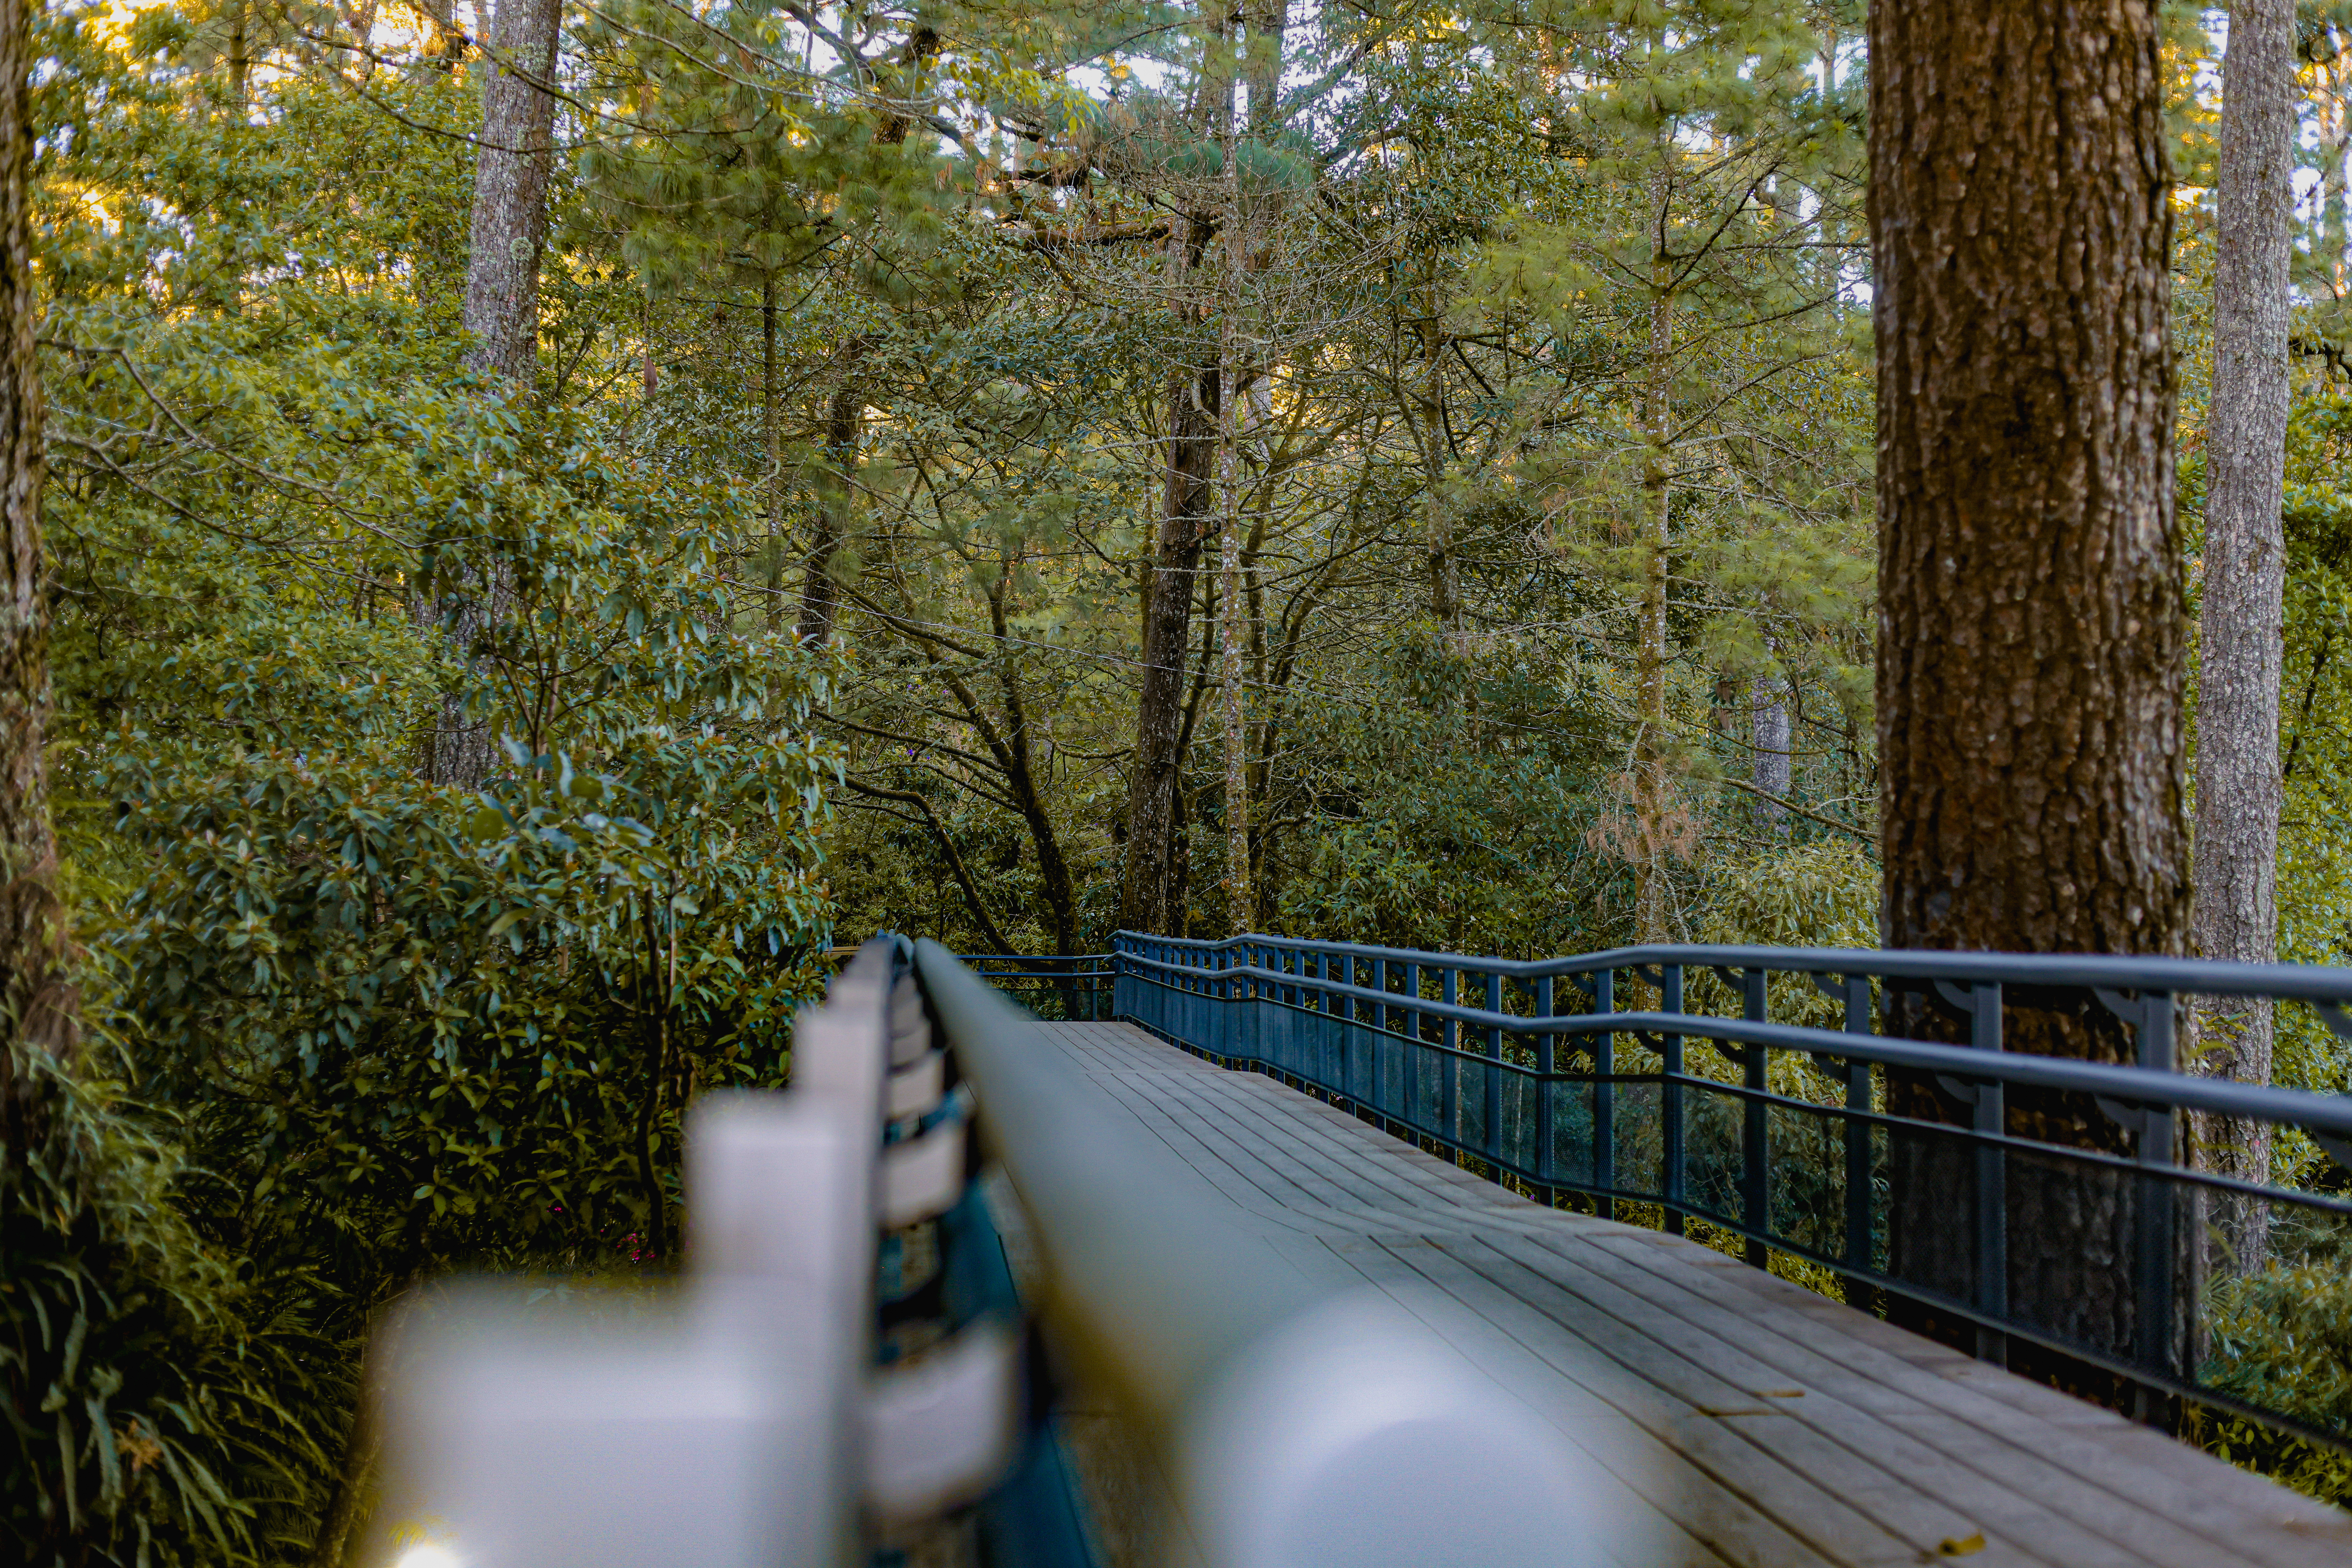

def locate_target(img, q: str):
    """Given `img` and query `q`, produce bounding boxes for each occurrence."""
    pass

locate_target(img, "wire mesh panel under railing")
[1112,932,2352,1456]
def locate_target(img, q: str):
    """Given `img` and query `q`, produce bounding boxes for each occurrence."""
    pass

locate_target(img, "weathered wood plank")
[1319,1238,1844,1568]
[1029,1022,2352,1568]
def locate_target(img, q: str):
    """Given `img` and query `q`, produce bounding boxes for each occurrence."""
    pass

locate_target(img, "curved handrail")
[1110,928,2352,1455]
[1116,929,2352,1004]
[912,938,1641,1566]
[1112,946,2352,1135]
[915,937,1317,1426]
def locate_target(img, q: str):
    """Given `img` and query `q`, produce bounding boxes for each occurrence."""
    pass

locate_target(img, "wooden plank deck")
[1025,1020,2352,1568]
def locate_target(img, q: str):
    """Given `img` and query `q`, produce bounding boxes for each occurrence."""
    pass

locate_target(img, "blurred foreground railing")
[1115,932,2352,1454]
[368,940,1628,1568]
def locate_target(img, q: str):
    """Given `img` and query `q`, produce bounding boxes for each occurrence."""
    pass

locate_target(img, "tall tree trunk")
[1871,0,2189,1377]
[463,0,559,384]
[761,271,785,632]
[0,0,55,1218]
[2192,0,2294,1278]
[427,0,560,788]
[1120,215,1218,936]
[227,0,249,106]
[1751,675,1790,837]
[2322,40,2351,296]
[800,365,861,646]
[1215,14,1250,938]
[1421,260,1457,629]
[1631,168,1675,942]
[0,0,83,1546]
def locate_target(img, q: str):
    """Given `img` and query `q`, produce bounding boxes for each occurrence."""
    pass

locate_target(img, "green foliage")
[3,1029,330,1567]
[11,4,844,1559]
[1275,630,1619,954]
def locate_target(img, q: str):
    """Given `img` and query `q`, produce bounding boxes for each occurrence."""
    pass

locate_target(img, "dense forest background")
[14,0,2352,1560]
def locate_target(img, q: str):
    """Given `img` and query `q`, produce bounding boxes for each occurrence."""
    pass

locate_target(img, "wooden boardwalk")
[1027,1021,2352,1568]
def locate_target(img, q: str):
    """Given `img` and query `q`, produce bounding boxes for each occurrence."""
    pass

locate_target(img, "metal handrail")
[912,938,1648,1566]
[1112,929,2352,1455]
[917,939,1319,1424]
[1121,929,2352,1003]
[1113,946,2352,1135]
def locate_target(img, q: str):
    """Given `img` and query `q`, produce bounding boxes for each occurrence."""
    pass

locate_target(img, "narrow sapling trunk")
[1751,675,1790,837]
[761,272,786,633]
[1871,0,2190,1376]
[2192,0,2295,1278]
[800,368,861,646]
[1632,172,1676,942]
[1216,47,1250,937]
[1422,265,1457,631]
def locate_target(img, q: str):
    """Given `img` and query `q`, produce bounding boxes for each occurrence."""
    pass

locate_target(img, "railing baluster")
[1340,951,1356,1109]
[2133,990,2177,1409]
[1969,981,2007,1365]
[1594,969,1615,1221]
[1840,974,1874,1306]
[1406,961,1425,1132]
[1662,964,1685,1237]
[1742,968,1768,1269]
[1483,962,1503,1172]
[1534,974,1555,1207]
[1430,968,1449,1152]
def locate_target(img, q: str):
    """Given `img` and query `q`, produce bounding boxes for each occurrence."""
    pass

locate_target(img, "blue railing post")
[1483,963,1503,1167]
[1534,974,1555,1206]
[1442,966,1460,1150]
[1741,968,1769,1269]
[2132,990,2178,1399]
[1594,969,1616,1221]
[1964,980,2007,1365]
[1662,964,1686,1237]
[1406,961,1425,1131]
[1837,974,1874,1305]
[1338,950,1357,1110]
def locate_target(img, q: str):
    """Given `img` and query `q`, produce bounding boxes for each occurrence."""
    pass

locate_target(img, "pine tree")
[2192,0,2296,1279]
[1872,0,2190,1373]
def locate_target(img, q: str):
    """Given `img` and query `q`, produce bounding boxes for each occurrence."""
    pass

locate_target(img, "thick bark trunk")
[2191,0,2294,1278]
[0,0,55,1043]
[462,0,560,385]
[1121,217,1218,936]
[429,0,559,788]
[0,0,81,1546]
[1871,0,2189,1374]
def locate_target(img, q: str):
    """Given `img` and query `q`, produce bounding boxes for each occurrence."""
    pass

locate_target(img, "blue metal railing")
[952,953,1113,1022]
[1110,931,2352,1453]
